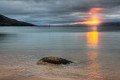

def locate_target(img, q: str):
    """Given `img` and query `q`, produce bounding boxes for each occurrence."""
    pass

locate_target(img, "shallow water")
[0,26,120,80]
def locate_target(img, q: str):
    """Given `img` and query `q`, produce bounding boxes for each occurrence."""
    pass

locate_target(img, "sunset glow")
[82,8,104,27]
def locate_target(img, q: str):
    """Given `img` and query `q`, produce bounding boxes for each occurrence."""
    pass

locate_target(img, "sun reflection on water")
[86,28,99,48]
[86,27,103,80]
[87,51,102,80]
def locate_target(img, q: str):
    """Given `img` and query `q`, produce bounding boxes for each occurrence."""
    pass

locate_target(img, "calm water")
[0,26,120,80]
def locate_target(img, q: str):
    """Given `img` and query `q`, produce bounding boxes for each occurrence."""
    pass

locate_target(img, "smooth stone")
[37,56,73,65]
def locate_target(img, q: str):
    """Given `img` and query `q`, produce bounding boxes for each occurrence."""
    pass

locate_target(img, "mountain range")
[0,14,35,26]
[0,14,120,27]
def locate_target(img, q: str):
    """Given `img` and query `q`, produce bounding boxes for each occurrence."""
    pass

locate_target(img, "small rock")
[37,56,73,65]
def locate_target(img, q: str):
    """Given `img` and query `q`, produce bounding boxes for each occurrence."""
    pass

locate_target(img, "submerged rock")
[37,56,73,65]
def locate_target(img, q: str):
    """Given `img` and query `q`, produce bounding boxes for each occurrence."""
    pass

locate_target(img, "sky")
[0,0,120,25]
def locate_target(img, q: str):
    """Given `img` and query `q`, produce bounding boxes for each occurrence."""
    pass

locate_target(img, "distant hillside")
[99,22,120,27]
[0,14,35,26]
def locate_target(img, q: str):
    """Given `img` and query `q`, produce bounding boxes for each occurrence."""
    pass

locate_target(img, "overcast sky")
[0,0,120,25]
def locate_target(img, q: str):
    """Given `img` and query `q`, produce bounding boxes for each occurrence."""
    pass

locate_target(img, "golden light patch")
[82,8,104,27]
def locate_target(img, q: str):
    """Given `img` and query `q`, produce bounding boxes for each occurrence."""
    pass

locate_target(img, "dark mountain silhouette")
[0,14,35,26]
[99,22,120,27]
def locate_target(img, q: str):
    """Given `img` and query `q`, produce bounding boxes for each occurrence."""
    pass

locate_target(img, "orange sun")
[82,8,104,27]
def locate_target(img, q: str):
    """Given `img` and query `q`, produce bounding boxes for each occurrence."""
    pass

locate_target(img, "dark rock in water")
[37,56,73,65]
[0,14,35,26]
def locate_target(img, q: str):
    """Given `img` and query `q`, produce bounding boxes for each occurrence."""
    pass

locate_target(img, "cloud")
[0,0,120,25]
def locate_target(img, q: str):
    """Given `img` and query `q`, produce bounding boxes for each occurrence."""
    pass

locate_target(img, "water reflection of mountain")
[0,33,16,41]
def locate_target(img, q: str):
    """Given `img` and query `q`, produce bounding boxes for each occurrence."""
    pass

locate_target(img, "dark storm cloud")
[0,0,120,24]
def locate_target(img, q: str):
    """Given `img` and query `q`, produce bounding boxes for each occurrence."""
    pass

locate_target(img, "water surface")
[0,26,120,80]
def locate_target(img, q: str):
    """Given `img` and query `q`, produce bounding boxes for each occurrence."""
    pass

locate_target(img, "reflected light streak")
[86,27,102,79]
[87,51,102,80]
[86,31,99,48]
